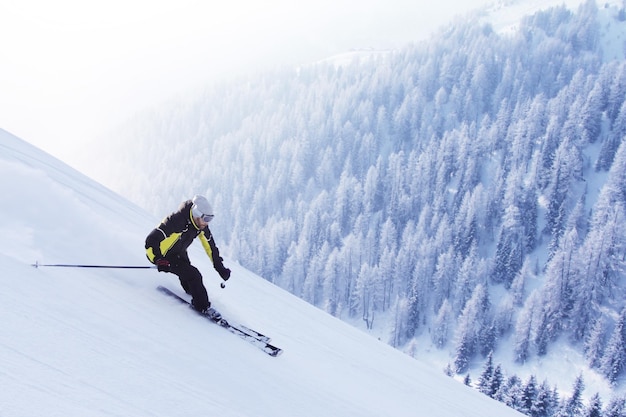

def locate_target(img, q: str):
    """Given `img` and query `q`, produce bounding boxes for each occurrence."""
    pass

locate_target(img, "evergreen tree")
[453,284,490,373]
[581,81,604,144]
[432,248,457,314]
[463,373,472,386]
[493,294,515,337]
[579,203,626,306]
[490,365,504,400]
[584,141,626,305]
[492,204,525,287]
[520,181,538,252]
[541,228,579,344]
[520,375,538,416]
[605,396,626,417]
[404,252,432,339]
[511,258,531,307]
[514,302,533,364]
[390,295,409,348]
[606,62,626,124]
[502,375,524,412]
[568,255,595,343]
[432,299,452,349]
[544,138,576,259]
[453,331,473,375]
[302,242,331,306]
[379,218,397,311]
[533,306,552,357]
[532,381,555,417]
[477,352,494,396]
[601,308,626,385]
[596,101,625,171]
[454,243,480,314]
[322,248,343,317]
[585,317,607,369]
[477,324,495,358]
[584,393,602,417]
[566,192,588,243]
[559,375,585,417]
[453,183,480,258]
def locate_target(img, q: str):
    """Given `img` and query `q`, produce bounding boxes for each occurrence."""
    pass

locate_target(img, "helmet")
[191,195,214,219]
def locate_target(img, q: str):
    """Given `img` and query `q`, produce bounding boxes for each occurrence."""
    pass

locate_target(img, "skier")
[145,195,231,317]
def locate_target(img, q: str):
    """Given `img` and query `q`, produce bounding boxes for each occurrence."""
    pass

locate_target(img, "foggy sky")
[0,0,492,169]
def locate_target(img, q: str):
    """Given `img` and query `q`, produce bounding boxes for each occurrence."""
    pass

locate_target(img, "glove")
[155,258,171,273]
[218,267,231,281]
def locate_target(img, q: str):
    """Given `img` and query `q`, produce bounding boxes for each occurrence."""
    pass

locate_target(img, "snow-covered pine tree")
[477,352,494,396]
[600,309,626,385]
[584,393,602,417]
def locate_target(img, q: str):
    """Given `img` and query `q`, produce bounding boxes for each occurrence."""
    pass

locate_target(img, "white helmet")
[191,195,214,220]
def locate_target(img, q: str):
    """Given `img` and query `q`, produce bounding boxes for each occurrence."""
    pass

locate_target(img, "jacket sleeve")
[145,228,167,261]
[199,228,227,271]
[145,202,190,262]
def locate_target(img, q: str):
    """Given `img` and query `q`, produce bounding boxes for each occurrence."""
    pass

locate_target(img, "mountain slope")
[87,1,626,403]
[0,128,522,416]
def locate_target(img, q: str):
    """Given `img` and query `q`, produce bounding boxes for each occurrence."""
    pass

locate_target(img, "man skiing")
[145,195,231,317]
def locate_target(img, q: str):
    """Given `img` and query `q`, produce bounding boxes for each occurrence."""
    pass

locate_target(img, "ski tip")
[270,349,283,357]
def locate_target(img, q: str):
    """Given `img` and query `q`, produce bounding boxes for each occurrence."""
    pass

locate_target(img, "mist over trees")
[108,0,626,392]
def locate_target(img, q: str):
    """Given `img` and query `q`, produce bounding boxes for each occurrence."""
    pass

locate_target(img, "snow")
[481,0,591,34]
[0,128,523,416]
[476,0,626,64]
[596,0,626,62]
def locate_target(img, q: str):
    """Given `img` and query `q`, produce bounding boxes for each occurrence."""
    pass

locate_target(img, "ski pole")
[32,261,156,269]
[33,262,227,288]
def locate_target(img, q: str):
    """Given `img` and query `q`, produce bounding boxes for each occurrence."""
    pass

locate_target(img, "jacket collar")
[189,208,201,230]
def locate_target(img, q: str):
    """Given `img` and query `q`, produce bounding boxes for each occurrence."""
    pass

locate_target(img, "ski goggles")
[200,214,214,223]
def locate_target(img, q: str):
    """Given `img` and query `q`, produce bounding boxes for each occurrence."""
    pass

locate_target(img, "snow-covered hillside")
[483,0,626,63]
[0,128,522,416]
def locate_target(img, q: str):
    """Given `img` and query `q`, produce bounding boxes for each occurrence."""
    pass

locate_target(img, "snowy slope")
[0,129,522,416]
[482,0,626,62]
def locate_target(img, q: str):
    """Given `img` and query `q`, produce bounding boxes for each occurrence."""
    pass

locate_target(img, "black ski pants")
[168,255,210,312]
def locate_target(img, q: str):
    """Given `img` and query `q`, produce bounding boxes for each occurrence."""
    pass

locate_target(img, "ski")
[157,286,270,341]
[157,286,282,357]
[238,324,271,343]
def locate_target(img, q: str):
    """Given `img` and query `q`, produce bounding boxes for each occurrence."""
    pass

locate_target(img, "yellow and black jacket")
[145,200,227,273]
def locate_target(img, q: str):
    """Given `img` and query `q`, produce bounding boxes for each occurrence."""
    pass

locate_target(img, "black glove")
[155,258,171,273]
[218,267,231,281]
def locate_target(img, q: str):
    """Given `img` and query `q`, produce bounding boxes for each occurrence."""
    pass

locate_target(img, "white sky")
[0,0,492,170]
